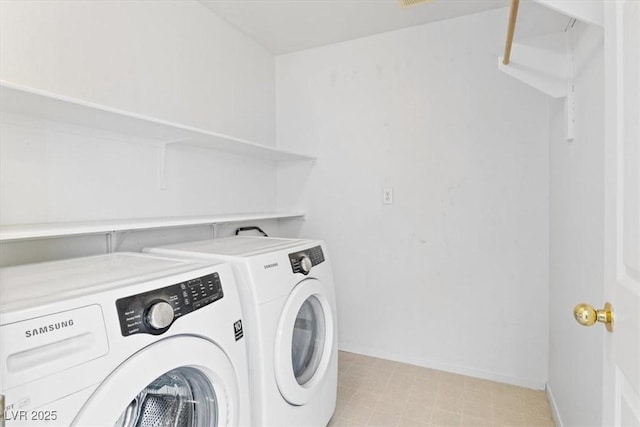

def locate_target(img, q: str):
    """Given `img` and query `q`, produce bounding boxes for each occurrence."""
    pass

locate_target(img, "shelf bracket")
[106,231,117,253]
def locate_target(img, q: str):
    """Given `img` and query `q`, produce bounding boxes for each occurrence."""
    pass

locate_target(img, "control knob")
[146,301,174,330]
[299,255,313,274]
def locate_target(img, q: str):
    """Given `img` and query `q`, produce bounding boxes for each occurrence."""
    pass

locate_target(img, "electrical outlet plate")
[383,187,393,204]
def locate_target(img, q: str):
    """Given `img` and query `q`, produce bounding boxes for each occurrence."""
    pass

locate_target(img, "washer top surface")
[153,236,316,257]
[0,252,217,313]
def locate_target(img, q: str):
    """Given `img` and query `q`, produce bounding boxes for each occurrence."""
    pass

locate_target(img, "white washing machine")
[0,252,251,426]
[146,236,338,427]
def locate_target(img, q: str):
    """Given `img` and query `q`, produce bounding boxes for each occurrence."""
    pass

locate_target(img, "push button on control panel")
[116,273,224,336]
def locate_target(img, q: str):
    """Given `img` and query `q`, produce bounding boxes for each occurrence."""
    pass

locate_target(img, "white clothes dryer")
[0,252,250,426]
[146,237,338,427]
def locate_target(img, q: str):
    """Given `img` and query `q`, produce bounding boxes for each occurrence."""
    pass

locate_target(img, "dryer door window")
[274,278,335,406]
[115,367,216,427]
[292,296,326,385]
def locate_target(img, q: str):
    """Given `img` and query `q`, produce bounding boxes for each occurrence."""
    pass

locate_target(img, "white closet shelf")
[0,81,315,162]
[0,212,306,242]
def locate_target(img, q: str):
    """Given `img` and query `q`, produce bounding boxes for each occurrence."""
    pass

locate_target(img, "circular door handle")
[574,302,614,332]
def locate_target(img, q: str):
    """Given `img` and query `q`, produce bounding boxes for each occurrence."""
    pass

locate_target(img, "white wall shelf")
[0,81,316,162]
[498,31,570,99]
[0,212,306,242]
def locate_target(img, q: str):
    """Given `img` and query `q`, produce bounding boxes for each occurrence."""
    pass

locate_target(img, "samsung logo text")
[25,319,74,338]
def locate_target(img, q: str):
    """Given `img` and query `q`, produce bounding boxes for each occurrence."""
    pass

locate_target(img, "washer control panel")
[116,273,224,336]
[289,246,325,275]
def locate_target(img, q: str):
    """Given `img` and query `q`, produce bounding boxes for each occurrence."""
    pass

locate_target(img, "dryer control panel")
[289,246,325,275]
[116,273,224,336]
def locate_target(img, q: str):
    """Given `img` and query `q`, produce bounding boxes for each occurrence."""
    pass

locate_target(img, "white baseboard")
[546,384,564,427]
[338,342,547,390]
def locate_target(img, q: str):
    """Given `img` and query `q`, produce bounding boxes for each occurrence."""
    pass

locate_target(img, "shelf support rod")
[503,0,520,65]
[106,231,117,253]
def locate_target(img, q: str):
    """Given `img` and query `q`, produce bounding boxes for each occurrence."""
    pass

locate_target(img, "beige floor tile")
[328,416,348,427]
[492,392,524,411]
[434,394,463,414]
[414,367,443,382]
[367,411,401,427]
[339,351,363,363]
[491,382,523,395]
[395,362,429,380]
[520,400,552,417]
[354,377,390,394]
[340,373,366,388]
[338,385,358,400]
[463,377,493,392]
[388,372,418,388]
[335,352,555,427]
[342,403,375,424]
[413,376,440,393]
[439,372,467,387]
[406,385,438,406]
[461,388,492,406]
[518,388,547,401]
[376,396,408,417]
[461,400,493,420]
[402,401,434,422]
[522,398,552,413]
[335,398,352,418]
[340,360,356,375]
[384,382,414,400]
[351,390,383,408]
[372,358,401,374]
[437,382,465,398]
[493,408,526,426]
[460,414,493,427]
[350,363,379,379]
[523,414,556,427]
[431,409,462,427]
[397,415,431,427]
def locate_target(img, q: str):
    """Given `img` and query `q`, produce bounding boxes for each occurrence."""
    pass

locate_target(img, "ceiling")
[200,0,513,55]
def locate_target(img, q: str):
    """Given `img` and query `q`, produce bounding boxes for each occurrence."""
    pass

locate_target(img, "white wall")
[0,0,275,143]
[0,1,280,265]
[547,23,605,427]
[277,8,550,388]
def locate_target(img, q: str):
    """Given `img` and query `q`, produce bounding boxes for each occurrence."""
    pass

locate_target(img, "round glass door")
[72,337,240,427]
[292,296,326,386]
[274,279,335,406]
[115,367,216,427]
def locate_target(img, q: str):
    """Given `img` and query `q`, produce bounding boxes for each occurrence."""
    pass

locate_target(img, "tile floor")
[329,351,555,427]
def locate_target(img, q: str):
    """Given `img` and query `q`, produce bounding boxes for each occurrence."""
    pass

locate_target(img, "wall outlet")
[383,187,393,204]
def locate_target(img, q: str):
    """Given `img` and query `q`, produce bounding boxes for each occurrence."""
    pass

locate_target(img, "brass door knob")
[574,302,614,332]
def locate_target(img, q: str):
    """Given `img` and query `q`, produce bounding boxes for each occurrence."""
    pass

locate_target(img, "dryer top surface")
[0,252,217,313]
[151,236,318,258]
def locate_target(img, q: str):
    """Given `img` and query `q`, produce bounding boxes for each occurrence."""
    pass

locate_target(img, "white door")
[602,1,640,425]
[274,279,335,406]
[73,336,240,426]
